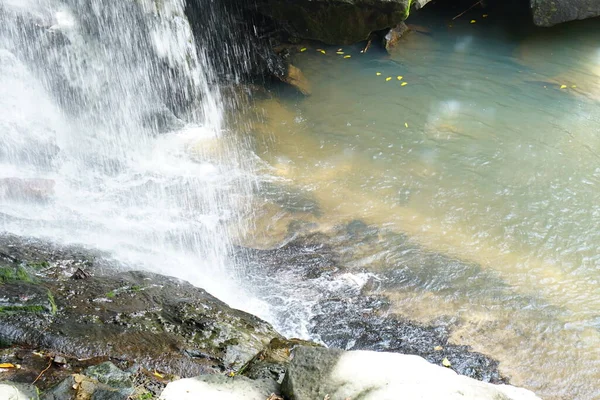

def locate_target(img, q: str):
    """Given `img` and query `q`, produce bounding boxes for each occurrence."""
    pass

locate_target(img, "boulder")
[42,363,135,400]
[243,0,432,45]
[159,375,279,400]
[0,234,281,377]
[281,346,541,400]
[0,381,39,400]
[531,0,600,26]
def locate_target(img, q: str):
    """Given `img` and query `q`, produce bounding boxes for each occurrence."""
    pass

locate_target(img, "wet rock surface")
[0,234,281,385]
[531,0,600,26]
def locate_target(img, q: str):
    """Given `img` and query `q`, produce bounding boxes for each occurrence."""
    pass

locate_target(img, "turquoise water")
[248,10,600,400]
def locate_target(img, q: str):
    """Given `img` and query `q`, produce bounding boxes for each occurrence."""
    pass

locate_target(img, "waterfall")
[0,0,266,314]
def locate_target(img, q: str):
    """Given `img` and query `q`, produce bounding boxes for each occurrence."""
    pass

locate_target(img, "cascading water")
[0,0,268,315]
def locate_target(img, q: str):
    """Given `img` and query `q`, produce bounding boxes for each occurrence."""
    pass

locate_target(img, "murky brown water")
[242,8,600,400]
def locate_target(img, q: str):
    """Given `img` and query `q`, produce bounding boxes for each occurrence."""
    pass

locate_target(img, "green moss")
[16,266,33,282]
[0,266,34,284]
[47,290,58,315]
[0,267,14,283]
[135,392,154,400]
[106,291,116,298]
[0,305,45,314]
[27,260,49,269]
[131,285,142,292]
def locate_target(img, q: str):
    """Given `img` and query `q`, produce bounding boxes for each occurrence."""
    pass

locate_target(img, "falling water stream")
[0,0,270,317]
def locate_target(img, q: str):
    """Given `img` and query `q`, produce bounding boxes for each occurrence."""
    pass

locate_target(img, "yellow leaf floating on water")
[442,358,452,368]
[405,123,409,128]
[397,76,403,80]
[300,47,307,52]
[376,72,382,76]
[571,85,577,88]
[0,363,16,369]
[401,82,408,86]
[560,85,567,89]
[228,371,235,377]
[344,55,351,58]
[470,19,476,24]
[386,77,392,81]
[336,51,344,55]
[153,370,165,379]
[483,14,489,18]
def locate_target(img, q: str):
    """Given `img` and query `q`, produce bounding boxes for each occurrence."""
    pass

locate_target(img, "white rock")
[159,375,277,400]
[0,382,38,400]
[282,347,542,400]
[329,351,540,400]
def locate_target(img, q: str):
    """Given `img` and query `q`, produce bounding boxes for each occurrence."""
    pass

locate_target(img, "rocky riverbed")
[0,233,540,399]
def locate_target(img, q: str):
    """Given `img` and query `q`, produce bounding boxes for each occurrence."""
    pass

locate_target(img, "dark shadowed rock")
[531,0,600,26]
[248,0,430,45]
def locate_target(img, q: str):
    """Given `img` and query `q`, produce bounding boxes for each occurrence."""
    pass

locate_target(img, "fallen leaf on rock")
[344,55,351,58]
[153,370,165,379]
[0,363,16,369]
[560,85,567,89]
[442,358,452,367]
[266,394,284,400]
[434,345,443,351]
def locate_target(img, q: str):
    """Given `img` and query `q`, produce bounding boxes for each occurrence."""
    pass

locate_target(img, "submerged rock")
[241,225,509,383]
[531,0,600,26]
[281,346,541,400]
[0,178,55,202]
[281,64,311,96]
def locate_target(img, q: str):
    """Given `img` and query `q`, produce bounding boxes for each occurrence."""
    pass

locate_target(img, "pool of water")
[245,8,600,400]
